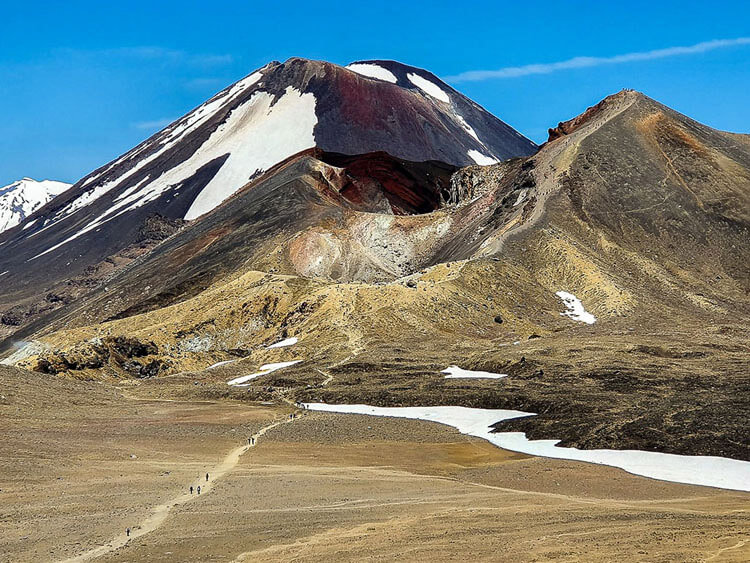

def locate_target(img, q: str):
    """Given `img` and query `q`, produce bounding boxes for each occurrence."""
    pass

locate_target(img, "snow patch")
[347,63,398,83]
[407,73,450,103]
[267,337,298,349]
[208,359,238,369]
[513,189,528,206]
[0,271,7,277]
[467,150,499,166]
[442,365,507,379]
[454,114,481,143]
[301,404,750,492]
[0,340,49,366]
[556,291,596,324]
[227,360,302,386]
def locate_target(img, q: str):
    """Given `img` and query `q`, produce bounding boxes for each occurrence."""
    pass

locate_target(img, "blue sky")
[2,0,749,186]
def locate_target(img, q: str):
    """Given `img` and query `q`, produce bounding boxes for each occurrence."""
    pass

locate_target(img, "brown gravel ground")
[0,367,283,562]
[1,367,748,563]
[101,412,748,563]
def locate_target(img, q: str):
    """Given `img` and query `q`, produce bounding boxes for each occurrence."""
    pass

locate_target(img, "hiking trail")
[60,406,303,562]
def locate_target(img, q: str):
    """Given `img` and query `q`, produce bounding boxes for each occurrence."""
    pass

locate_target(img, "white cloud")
[132,118,175,130]
[184,77,225,90]
[57,46,234,67]
[446,37,750,82]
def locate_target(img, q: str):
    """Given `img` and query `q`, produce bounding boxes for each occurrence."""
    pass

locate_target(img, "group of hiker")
[126,472,212,538]
[124,417,300,539]
[189,472,210,495]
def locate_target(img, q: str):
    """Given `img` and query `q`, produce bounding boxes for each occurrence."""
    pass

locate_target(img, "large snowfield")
[302,403,750,492]
[30,78,318,260]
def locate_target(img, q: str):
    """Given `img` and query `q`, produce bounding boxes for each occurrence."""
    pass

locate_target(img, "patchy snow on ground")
[442,365,507,379]
[513,189,528,206]
[407,72,450,103]
[556,291,596,324]
[267,337,298,349]
[301,403,750,492]
[227,360,302,386]
[347,63,398,83]
[208,359,238,369]
[467,150,500,166]
[0,271,7,277]
[0,340,49,366]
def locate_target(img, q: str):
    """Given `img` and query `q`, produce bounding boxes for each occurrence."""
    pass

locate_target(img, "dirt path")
[60,409,303,563]
[315,368,334,386]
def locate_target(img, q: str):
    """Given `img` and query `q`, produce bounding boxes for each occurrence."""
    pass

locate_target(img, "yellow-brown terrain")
[1,366,748,562]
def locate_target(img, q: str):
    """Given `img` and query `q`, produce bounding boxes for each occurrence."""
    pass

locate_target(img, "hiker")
[126,527,131,537]
[197,485,201,494]
[206,473,209,482]
[190,486,194,494]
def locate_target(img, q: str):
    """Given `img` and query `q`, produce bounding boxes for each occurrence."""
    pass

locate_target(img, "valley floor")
[1,370,748,562]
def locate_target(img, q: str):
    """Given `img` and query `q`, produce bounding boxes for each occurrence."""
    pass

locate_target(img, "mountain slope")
[5,89,748,463]
[0,178,71,234]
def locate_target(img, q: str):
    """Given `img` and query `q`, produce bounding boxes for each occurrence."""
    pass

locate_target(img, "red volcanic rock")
[318,151,456,215]
[547,90,634,142]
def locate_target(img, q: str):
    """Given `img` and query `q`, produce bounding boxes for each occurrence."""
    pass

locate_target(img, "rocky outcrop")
[32,336,162,377]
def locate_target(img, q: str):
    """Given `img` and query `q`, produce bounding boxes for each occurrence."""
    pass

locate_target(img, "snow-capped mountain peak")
[0,178,71,234]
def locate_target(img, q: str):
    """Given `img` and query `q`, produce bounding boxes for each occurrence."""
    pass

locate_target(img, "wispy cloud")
[189,54,234,67]
[57,46,234,68]
[132,118,175,130]
[184,77,225,90]
[446,37,750,82]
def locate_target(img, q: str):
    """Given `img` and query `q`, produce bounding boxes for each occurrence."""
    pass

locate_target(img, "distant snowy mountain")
[0,178,71,234]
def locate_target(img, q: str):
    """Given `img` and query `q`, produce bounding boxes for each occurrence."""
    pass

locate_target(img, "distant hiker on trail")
[206,473,209,482]
[190,486,194,494]
[197,485,201,494]
[126,528,131,537]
